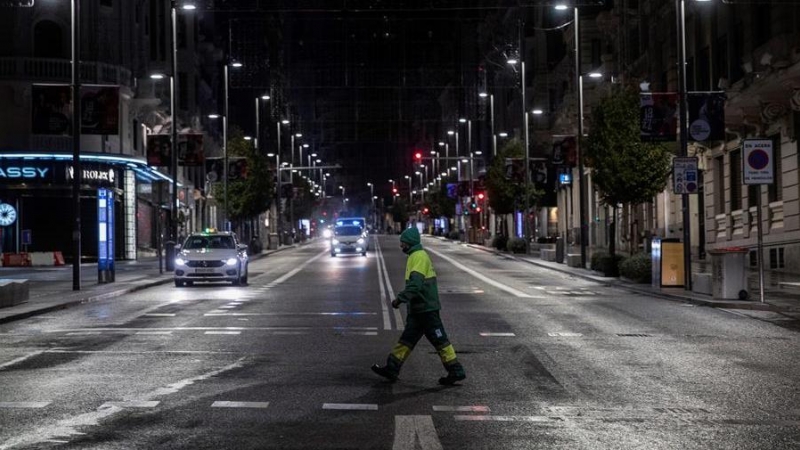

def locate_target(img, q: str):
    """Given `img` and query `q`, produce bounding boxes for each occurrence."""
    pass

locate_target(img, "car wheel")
[330,252,336,257]
[232,276,241,286]
[241,268,248,285]
[174,279,184,287]
[362,252,367,257]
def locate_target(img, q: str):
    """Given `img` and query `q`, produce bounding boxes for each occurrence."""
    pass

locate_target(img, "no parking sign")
[743,139,774,185]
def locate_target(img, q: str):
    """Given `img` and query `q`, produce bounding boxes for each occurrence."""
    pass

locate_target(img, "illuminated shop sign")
[0,160,117,187]
[0,167,49,179]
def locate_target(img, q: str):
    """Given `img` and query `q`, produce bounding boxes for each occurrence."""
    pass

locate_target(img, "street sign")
[673,157,699,194]
[743,139,774,185]
[21,229,31,246]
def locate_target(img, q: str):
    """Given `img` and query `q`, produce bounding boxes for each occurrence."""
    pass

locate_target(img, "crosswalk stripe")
[454,415,560,422]
[100,401,159,408]
[479,332,515,337]
[204,331,241,335]
[323,403,378,411]
[143,313,176,317]
[432,405,490,412]
[0,402,50,408]
[211,401,270,408]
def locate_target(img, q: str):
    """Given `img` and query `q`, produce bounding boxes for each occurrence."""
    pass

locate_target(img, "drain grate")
[617,333,652,337]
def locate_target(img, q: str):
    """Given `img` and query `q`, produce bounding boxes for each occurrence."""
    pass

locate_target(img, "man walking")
[371,227,466,385]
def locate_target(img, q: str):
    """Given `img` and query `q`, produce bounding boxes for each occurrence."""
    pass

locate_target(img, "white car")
[173,231,249,287]
[330,224,368,257]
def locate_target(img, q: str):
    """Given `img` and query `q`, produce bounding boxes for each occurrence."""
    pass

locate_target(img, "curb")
[0,245,300,324]
[463,243,788,312]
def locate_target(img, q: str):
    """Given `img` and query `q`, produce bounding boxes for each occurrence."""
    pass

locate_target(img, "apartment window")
[697,47,710,91]
[729,150,741,211]
[748,184,760,209]
[179,72,188,110]
[714,155,725,214]
[713,36,728,87]
[769,248,785,269]
[749,250,757,267]
[767,135,782,202]
[34,21,65,58]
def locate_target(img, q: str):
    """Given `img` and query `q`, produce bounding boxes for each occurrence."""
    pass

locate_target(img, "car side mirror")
[238,244,248,251]
[175,244,181,251]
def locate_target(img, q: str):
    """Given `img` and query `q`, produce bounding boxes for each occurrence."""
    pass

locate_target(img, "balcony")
[0,57,132,87]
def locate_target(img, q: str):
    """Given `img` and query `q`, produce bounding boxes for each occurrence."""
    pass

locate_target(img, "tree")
[485,138,541,235]
[389,198,409,227]
[426,183,456,219]
[212,126,273,227]
[585,85,673,255]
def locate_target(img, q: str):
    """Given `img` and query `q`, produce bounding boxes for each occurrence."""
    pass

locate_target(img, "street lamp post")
[71,0,82,290]
[404,175,412,204]
[276,119,288,243]
[676,0,693,290]
[573,5,589,269]
[367,182,374,228]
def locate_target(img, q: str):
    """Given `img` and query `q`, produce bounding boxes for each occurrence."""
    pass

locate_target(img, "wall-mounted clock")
[0,203,17,226]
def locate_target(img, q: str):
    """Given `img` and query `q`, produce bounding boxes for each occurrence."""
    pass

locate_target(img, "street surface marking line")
[0,350,46,371]
[100,401,159,408]
[548,332,583,337]
[66,332,103,336]
[454,415,561,422]
[135,331,173,335]
[338,331,379,336]
[267,250,328,287]
[50,326,377,332]
[480,332,516,337]
[432,406,490,412]
[376,238,393,330]
[425,247,533,298]
[143,313,176,317]
[0,402,50,408]
[205,312,378,316]
[218,306,238,309]
[322,403,378,411]
[392,415,444,450]
[376,238,404,328]
[211,401,270,408]
[204,331,241,335]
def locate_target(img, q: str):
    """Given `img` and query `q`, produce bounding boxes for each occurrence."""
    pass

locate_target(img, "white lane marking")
[376,238,404,328]
[204,312,377,317]
[271,331,307,335]
[0,350,46,371]
[228,302,244,305]
[205,331,241,335]
[135,331,173,335]
[322,403,378,411]
[217,306,238,309]
[425,247,533,298]
[0,402,50,408]
[338,331,378,336]
[392,416,443,450]
[432,405,490,412]
[100,401,159,408]
[50,326,378,333]
[376,239,393,330]
[211,401,269,408]
[143,313,176,317]
[454,415,560,422]
[66,332,102,336]
[268,250,328,287]
[548,332,583,337]
[0,359,247,450]
[480,332,516,337]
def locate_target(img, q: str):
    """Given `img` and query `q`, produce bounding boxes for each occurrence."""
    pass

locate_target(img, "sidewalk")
[0,245,294,324]
[458,241,800,315]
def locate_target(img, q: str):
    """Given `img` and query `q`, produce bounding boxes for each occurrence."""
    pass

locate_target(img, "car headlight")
[332,239,340,245]
[175,258,186,266]
[322,229,332,238]
[357,238,365,244]
[226,258,238,266]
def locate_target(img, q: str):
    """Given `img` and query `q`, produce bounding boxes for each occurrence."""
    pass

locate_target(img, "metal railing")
[0,57,132,86]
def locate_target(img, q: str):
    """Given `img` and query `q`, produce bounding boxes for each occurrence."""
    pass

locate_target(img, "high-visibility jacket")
[396,245,441,313]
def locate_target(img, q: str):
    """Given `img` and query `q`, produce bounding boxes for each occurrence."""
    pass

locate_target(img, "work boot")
[438,373,466,386]
[371,364,398,382]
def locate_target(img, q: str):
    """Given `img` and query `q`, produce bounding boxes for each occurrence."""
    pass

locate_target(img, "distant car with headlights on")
[174,230,249,286]
[330,224,368,257]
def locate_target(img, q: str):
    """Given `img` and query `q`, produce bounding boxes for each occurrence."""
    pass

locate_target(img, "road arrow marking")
[392,415,443,450]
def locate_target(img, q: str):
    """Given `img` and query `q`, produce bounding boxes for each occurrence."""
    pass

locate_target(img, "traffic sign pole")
[743,139,773,304]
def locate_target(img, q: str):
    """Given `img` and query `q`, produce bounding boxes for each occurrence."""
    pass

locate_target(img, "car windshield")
[183,235,235,249]
[334,226,363,237]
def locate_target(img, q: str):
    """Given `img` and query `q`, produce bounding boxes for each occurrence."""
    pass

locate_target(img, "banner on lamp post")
[81,85,120,135]
[640,93,678,142]
[688,92,726,142]
[146,134,172,167]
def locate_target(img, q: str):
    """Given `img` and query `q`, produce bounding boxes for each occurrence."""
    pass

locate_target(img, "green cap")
[400,227,421,246]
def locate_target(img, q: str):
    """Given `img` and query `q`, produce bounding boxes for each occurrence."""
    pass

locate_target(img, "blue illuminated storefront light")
[0,153,177,184]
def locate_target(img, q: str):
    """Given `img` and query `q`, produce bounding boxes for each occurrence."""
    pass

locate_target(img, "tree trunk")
[609,205,617,256]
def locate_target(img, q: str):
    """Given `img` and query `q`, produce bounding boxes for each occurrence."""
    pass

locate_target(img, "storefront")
[0,153,173,262]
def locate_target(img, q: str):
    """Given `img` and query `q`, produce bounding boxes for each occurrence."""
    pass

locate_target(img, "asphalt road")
[0,235,798,449]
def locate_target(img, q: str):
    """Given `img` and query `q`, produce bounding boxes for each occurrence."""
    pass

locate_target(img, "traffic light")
[414,151,423,162]
[477,192,485,201]
[422,207,429,215]
[392,187,398,194]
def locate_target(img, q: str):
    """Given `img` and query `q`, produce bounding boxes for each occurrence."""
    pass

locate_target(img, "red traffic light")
[477,192,485,200]
[414,151,422,160]
[422,207,429,214]
[392,187,398,194]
